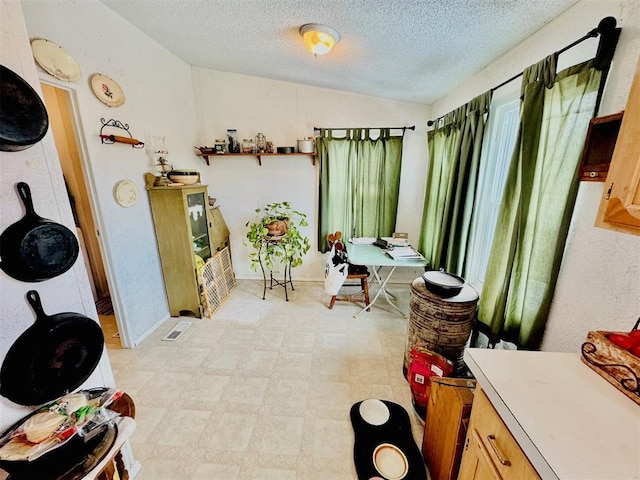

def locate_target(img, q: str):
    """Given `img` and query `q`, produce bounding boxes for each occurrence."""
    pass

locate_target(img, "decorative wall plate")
[114,180,137,208]
[31,38,81,82]
[90,74,125,108]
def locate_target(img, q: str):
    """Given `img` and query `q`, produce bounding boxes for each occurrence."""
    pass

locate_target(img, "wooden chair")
[326,233,371,311]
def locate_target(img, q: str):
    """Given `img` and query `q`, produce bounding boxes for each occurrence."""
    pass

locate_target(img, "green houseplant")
[245,202,311,271]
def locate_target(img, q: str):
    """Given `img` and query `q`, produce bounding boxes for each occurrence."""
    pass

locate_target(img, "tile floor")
[104,279,427,479]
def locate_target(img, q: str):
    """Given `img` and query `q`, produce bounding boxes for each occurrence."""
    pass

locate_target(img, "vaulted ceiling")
[101,0,580,104]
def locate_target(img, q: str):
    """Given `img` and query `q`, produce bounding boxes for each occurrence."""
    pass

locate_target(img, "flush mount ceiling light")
[300,23,340,56]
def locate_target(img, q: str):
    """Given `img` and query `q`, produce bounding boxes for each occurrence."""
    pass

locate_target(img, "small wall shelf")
[196,152,316,166]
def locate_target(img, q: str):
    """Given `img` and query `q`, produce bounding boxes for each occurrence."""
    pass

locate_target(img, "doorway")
[40,83,123,349]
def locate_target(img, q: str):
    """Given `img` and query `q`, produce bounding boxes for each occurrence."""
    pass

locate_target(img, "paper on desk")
[349,237,376,244]
[386,246,424,260]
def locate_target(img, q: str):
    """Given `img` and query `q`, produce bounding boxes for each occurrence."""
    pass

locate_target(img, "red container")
[407,344,454,420]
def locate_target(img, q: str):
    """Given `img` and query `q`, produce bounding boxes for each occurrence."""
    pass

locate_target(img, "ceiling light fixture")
[300,23,340,56]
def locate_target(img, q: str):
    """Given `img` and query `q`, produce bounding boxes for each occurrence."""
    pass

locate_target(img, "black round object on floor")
[350,399,427,480]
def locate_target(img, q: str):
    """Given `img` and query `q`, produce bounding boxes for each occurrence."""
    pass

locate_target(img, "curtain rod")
[314,126,415,132]
[426,16,620,127]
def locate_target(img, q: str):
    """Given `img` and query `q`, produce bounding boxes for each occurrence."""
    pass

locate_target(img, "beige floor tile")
[106,279,432,479]
[191,463,241,479]
[310,418,354,459]
[250,467,297,479]
[201,412,258,451]
[253,415,305,455]
[223,375,270,405]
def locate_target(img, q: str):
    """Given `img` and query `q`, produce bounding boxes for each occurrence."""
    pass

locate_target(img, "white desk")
[347,243,427,318]
[464,348,640,479]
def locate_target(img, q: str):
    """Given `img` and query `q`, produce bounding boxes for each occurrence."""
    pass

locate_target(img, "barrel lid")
[411,277,478,303]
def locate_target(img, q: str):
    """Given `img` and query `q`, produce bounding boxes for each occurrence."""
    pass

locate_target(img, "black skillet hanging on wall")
[0,182,79,282]
[0,292,109,479]
[0,290,105,405]
[0,64,49,152]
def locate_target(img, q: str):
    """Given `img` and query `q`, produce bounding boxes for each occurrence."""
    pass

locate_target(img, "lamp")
[300,23,340,56]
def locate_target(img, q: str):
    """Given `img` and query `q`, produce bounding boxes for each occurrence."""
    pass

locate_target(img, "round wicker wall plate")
[90,74,125,107]
[31,38,81,82]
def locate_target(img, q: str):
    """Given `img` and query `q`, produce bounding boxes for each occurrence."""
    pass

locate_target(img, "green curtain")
[418,92,492,275]
[318,128,404,252]
[478,57,602,349]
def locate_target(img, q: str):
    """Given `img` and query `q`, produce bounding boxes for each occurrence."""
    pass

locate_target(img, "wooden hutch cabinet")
[147,184,217,317]
[596,56,640,235]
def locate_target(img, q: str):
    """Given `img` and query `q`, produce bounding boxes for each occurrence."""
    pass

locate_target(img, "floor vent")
[162,321,192,341]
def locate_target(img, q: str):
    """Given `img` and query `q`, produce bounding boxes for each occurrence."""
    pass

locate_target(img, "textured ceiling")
[100,0,580,105]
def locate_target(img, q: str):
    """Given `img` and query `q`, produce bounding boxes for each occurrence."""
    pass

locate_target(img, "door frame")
[39,76,134,348]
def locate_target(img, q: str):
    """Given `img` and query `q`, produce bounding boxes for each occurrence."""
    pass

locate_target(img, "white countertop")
[464,348,640,480]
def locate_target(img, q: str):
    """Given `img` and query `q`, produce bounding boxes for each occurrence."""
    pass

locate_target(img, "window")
[465,93,520,291]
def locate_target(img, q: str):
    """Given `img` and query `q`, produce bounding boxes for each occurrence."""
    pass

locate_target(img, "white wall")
[20,0,198,345]
[431,0,640,352]
[193,69,431,282]
[0,0,115,429]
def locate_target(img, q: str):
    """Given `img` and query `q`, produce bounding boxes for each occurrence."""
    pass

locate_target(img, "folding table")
[347,243,427,318]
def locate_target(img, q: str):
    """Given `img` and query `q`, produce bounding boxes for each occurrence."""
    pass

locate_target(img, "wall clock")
[114,180,137,208]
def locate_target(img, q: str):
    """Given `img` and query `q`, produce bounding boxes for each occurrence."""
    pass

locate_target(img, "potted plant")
[245,202,310,271]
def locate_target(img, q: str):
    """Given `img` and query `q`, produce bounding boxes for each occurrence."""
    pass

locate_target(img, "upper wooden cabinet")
[595,56,640,235]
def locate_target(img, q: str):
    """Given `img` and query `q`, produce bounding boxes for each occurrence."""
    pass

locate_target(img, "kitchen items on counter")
[0,65,49,152]
[0,182,79,282]
[581,316,640,405]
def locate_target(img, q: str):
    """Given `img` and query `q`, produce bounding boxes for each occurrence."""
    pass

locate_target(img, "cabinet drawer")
[468,388,540,479]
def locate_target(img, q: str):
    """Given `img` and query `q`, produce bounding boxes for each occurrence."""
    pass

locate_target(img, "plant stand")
[258,238,295,301]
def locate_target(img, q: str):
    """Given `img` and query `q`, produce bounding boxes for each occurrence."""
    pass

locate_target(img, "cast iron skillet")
[0,388,117,479]
[0,64,49,151]
[0,182,79,282]
[0,290,105,406]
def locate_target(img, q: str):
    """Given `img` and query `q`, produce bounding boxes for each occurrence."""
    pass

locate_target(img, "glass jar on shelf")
[256,132,267,153]
[242,138,256,154]
[214,139,226,154]
[227,129,240,153]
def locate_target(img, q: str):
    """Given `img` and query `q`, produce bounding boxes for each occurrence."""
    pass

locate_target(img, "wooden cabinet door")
[458,388,540,480]
[458,429,502,480]
[596,56,640,235]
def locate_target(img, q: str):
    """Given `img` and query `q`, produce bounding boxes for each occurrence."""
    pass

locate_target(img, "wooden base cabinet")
[458,388,540,480]
[147,184,216,317]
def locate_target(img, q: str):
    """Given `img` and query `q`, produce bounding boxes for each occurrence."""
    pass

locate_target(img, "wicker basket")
[581,330,640,405]
[200,247,236,317]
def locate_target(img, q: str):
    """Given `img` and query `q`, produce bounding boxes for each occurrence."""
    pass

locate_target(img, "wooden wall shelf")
[196,152,316,166]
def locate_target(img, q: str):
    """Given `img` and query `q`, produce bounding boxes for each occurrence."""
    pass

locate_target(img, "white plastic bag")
[324,245,348,295]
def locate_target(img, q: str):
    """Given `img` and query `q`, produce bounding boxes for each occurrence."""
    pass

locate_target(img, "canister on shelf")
[227,129,240,153]
[256,133,267,153]
[214,139,226,154]
[242,138,255,154]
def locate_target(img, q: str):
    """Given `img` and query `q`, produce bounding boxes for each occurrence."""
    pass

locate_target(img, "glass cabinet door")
[186,191,211,260]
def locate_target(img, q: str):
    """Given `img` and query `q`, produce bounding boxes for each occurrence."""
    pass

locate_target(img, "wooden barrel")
[404,277,478,375]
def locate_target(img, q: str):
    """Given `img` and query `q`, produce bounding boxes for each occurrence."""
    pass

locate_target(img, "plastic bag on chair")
[324,244,348,295]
